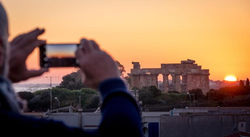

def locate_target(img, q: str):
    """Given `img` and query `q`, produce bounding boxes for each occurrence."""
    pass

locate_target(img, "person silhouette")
[0,2,143,137]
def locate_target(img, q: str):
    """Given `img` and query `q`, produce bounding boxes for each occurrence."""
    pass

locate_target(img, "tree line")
[18,61,250,112]
[17,60,126,112]
[136,78,250,111]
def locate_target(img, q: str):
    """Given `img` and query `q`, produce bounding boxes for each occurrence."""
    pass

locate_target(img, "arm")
[98,78,143,137]
[75,39,143,137]
[0,109,90,137]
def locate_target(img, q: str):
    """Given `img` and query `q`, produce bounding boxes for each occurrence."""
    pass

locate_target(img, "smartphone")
[39,43,79,68]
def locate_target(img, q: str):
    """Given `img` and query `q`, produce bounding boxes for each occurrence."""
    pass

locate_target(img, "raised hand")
[75,39,120,89]
[8,28,48,83]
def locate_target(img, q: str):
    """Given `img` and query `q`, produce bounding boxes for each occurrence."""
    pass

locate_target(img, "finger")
[81,39,95,53]
[89,40,100,51]
[25,28,45,40]
[80,39,93,53]
[19,28,45,46]
[80,39,89,53]
[87,40,96,52]
[24,40,46,55]
[26,68,48,79]
[10,34,26,45]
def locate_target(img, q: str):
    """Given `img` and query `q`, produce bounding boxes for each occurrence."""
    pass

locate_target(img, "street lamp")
[45,76,53,111]
[54,97,60,108]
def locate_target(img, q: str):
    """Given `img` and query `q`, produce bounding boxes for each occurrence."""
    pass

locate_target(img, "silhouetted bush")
[27,87,100,112]
[139,86,162,105]
[168,91,180,94]
[18,91,34,101]
[58,70,85,90]
[188,89,205,100]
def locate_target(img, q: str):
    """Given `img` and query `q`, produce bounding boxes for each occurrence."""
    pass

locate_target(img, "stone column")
[168,74,175,91]
[140,74,158,88]
[139,74,146,88]
[151,74,158,88]
[174,74,181,92]
[130,74,140,89]
[181,74,188,92]
[162,74,169,92]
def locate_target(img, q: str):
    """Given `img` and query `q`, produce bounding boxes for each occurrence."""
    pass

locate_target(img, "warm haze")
[2,0,250,83]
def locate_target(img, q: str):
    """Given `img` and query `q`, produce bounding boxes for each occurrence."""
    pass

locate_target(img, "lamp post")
[54,97,60,108]
[45,76,53,112]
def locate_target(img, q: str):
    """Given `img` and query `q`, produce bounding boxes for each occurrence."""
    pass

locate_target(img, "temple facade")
[129,59,210,94]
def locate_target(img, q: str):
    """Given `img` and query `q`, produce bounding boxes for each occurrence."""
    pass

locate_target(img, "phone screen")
[40,44,79,67]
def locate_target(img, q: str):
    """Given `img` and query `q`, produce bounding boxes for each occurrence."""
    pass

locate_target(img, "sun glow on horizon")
[224,75,237,82]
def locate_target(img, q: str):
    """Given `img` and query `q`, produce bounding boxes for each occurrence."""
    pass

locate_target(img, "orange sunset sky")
[2,0,250,83]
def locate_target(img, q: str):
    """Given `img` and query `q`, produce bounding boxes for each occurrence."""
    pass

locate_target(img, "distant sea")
[13,83,59,92]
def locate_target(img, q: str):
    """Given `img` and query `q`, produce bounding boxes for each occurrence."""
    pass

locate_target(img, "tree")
[206,89,224,101]
[85,95,100,109]
[139,86,162,105]
[116,61,126,77]
[246,78,249,87]
[29,90,50,111]
[188,89,204,100]
[59,61,125,90]
[28,87,100,112]
[239,80,244,87]
[18,91,34,101]
[58,70,85,90]
[124,76,131,86]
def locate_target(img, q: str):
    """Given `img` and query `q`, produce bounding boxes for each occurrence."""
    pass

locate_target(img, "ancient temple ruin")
[129,59,209,94]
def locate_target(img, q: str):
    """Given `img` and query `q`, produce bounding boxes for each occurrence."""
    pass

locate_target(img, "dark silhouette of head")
[0,2,9,77]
